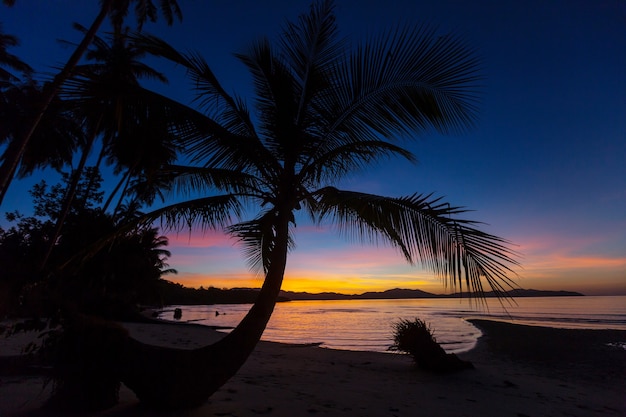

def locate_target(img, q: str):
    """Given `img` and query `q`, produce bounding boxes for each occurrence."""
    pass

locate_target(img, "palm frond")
[0,25,32,81]
[128,32,256,136]
[317,25,481,149]
[153,164,265,199]
[227,211,296,274]
[130,0,182,31]
[60,193,241,271]
[137,194,243,233]
[280,0,345,125]
[311,187,518,296]
[299,139,416,184]
[235,37,300,159]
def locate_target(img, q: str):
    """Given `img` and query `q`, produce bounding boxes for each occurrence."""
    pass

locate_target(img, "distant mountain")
[157,282,584,305]
[277,291,355,300]
[496,289,584,297]
[358,288,441,299]
[279,288,584,301]
[278,288,439,300]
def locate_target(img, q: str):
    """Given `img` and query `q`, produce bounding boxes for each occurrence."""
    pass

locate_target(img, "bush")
[390,318,473,372]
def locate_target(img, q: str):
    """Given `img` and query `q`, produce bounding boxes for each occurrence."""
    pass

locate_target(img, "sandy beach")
[1,318,624,417]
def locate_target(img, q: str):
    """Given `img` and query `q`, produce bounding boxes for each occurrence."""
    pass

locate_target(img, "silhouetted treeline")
[155,281,290,306]
[154,284,583,306]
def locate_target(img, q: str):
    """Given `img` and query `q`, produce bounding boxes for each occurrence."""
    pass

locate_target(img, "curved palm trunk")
[121,216,290,408]
[0,0,113,207]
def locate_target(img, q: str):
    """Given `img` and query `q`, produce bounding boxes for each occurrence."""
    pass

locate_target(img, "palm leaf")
[227,211,296,274]
[279,0,345,126]
[128,32,256,137]
[311,187,518,296]
[317,25,481,148]
[153,164,264,199]
[299,139,416,184]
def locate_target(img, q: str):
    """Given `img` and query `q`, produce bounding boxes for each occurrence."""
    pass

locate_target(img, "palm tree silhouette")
[0,82,84,181]
[0,23,32,84]
[0,0,182,205]
[117,1,519,408]
[39,25,172,269]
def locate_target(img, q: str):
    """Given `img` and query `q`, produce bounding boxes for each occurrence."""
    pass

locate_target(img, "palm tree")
[0,81,84,182]
[0,0,182,205]
[0,23,32,84]
[39,25,172,269]
[116,0,519,408]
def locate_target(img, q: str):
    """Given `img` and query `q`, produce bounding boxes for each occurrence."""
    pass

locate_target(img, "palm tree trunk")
[0,139,22,203]
[111,168,136,217]
[102,169,132,214]
[121,215,290,409]
[38,126,100,271]
[0,0,113,207]
[81,145,108,207]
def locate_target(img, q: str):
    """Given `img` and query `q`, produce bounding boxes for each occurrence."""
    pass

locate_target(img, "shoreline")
[150,296,626,355]
[1,319,625,416]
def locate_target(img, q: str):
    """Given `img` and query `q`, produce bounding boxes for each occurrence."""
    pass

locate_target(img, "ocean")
[159,295,626,354]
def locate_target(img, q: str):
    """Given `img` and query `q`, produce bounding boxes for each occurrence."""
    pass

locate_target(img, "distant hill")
[279,288,584,301]
[495,289,584,297]
[278,288,441,300]
[156,282,584,305]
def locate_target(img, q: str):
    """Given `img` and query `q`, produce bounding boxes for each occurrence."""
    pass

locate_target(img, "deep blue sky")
[2,0,625,294]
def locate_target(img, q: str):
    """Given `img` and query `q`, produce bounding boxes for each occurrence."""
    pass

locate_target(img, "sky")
[2,0,625,295]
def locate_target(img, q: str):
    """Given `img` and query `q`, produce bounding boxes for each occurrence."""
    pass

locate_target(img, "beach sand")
[1,318,624,416]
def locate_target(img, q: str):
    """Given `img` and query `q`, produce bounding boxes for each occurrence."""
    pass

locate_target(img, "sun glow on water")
[160,295,626,354]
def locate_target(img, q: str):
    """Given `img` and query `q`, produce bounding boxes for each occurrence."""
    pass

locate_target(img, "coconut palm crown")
[136,0,517,294]
[117,1,519,407]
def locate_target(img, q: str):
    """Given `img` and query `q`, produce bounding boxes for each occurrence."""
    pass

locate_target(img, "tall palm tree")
[0,0,182,205]
[116,0,519,408]
[39,25,172,269]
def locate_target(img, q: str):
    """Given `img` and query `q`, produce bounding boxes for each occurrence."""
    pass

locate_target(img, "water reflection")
[160,296,626,354]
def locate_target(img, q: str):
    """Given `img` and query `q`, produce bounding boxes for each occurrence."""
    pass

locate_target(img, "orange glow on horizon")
[163,227,626,296]
[169,271,485,296]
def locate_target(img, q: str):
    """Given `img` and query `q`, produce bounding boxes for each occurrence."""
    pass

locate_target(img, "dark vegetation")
[158,282,291,305]
[390,318,474,372]
[0,172,176,319]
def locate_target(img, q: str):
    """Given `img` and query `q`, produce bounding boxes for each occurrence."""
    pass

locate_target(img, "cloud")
[167,230,236,248]
[162,223,625,295]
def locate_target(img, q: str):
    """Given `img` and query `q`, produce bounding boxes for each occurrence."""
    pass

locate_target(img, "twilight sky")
[2,0,625,295]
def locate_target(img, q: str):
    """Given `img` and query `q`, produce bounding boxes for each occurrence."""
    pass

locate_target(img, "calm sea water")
[160,295,626,354]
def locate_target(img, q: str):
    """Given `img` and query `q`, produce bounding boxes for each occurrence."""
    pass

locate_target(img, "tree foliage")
[0,172,175,317]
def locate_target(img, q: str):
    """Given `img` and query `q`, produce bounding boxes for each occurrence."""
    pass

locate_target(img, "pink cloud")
[167,230,235,248]
[160,224,625,295]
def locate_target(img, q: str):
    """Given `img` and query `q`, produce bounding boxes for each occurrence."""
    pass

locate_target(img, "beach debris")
[389,318,474,372]
[606,342,626,350]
